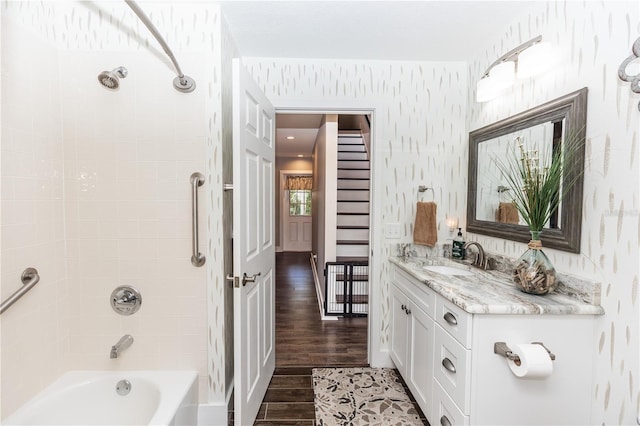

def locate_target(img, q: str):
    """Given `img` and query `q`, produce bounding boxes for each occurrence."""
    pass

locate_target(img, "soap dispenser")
[452,228,466,259]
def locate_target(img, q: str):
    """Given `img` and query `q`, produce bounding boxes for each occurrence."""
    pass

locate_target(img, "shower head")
[98,67,128,90]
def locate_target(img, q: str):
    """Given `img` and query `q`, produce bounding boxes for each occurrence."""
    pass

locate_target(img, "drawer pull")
[442,357,456,373]
[440,415,452,426]
[443,311,458,326]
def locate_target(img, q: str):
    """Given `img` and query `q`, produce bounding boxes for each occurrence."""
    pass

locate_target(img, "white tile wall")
[1,10,67,416]
[1,1,228,418]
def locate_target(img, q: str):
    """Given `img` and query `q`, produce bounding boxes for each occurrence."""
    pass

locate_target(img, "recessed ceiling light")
[286,136,295,140]
[297,154,304,158]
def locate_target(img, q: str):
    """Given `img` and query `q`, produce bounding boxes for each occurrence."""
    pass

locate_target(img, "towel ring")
[418,185,435,201]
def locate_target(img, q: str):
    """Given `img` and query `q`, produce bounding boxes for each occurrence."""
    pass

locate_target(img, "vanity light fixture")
[476,35,553,102]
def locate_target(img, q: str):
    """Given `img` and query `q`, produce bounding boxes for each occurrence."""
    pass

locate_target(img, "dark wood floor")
[274,252,368,367]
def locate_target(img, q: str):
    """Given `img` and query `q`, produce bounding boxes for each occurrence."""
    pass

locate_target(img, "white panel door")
[283,190,312,252]
[232,58,275,426]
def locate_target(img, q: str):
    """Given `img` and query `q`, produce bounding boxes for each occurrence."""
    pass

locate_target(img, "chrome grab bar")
[0,268,40,315]
[190,172,206,267]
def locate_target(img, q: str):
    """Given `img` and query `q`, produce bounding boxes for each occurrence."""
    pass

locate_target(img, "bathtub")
[3,370,198,426]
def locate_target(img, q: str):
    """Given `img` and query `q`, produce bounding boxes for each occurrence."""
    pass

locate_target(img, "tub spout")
[110,334,134,359]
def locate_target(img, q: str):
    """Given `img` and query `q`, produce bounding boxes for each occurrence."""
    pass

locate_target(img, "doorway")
[274,110,372,345]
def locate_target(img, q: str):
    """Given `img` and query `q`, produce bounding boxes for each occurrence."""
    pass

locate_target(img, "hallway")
[275,252,368,366]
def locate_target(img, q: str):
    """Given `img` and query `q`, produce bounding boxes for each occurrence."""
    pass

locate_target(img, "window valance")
[286,175,313,190]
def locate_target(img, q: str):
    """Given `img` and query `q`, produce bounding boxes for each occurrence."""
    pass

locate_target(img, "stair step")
[337,228,369,240]
[338,135,363,143]
[338,189,369,201]
[338,144,366,152]
[337,214,369,227]
[338,151,369,161]
[338,169,370,180]
[337,201,369,214]
[337,240,369,245]
[336,245,369,257]
[338,180,369,190]
[339,160,370,170]
[336,256,368,263]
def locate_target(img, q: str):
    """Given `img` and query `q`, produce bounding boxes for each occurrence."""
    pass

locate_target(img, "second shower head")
[98,66,128,90]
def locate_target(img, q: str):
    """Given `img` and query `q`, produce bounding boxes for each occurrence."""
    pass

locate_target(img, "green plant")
[494,133,583,233]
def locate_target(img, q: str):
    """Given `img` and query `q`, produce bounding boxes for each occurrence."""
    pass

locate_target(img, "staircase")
[325,131,370,316]
[336,132,370,262]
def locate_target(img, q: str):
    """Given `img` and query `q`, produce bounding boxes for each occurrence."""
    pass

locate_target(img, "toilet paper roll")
[507,343,553,379]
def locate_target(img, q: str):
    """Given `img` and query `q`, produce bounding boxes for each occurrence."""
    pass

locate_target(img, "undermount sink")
[423,265,475,277]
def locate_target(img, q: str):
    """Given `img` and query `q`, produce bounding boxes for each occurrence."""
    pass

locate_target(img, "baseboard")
[197,401,228,426]
[309,253,338,321]
[370,349,395,368]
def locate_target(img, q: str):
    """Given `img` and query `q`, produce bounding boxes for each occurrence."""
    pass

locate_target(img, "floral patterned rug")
[312,367,424,426]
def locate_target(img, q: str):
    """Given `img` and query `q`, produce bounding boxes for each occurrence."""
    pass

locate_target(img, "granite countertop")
[390,256,604,315]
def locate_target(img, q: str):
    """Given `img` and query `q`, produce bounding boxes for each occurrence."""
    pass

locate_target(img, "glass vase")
[513,231,557,295]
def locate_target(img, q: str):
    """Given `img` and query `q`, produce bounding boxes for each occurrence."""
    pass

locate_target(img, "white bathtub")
[3,370,198,426]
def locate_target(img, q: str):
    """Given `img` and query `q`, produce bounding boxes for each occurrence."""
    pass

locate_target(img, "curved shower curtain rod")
[124,0,196,93]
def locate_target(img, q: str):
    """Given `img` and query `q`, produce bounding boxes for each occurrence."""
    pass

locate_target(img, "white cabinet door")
[407,299,435,421]
[390,283,409,375]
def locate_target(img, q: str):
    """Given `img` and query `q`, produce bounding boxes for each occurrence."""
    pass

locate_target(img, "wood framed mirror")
[466,87,588,253]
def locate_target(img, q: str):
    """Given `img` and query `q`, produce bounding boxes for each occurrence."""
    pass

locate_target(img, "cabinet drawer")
[433,380,469,426]
[434,324,471,413]
[394,267,436,318]
[435,297,472,348]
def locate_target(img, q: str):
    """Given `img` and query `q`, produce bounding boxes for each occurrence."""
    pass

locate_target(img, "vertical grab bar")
[0,268,40,315]
[190,172,206,267]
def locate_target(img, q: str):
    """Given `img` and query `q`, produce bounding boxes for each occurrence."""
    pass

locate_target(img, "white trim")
[197,380,233,425]
[274,103,381,367]
[309,252,338,321]
[197,402,228,426]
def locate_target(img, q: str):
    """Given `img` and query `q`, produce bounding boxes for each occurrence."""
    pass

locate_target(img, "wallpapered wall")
[242,58,469,366]
[467,2,639,424]
[1,1,229,418]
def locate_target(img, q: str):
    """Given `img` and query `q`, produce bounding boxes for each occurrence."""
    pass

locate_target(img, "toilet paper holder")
[494,342,556,363]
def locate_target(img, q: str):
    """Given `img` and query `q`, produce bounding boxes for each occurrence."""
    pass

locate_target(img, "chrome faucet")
[463,241,492,270]
[110,334,134,359]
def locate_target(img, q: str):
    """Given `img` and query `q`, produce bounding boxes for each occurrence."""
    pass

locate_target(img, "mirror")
[466,88,588,253]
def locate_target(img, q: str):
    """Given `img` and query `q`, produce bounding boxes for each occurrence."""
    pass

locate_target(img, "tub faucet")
[110,334,134,359]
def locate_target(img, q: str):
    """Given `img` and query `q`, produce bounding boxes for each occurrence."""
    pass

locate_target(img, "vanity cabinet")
[390,263,598,426]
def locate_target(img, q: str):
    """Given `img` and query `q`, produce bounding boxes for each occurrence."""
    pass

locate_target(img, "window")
[289,190,312,216]
[285,175,312,216]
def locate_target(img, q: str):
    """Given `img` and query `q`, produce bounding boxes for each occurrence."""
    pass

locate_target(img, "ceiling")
[219,1,538,61]
[219,1,538,157]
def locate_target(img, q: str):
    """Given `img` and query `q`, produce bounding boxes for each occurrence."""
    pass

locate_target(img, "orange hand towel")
[496,202,520,224]
[413,202,437,247]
